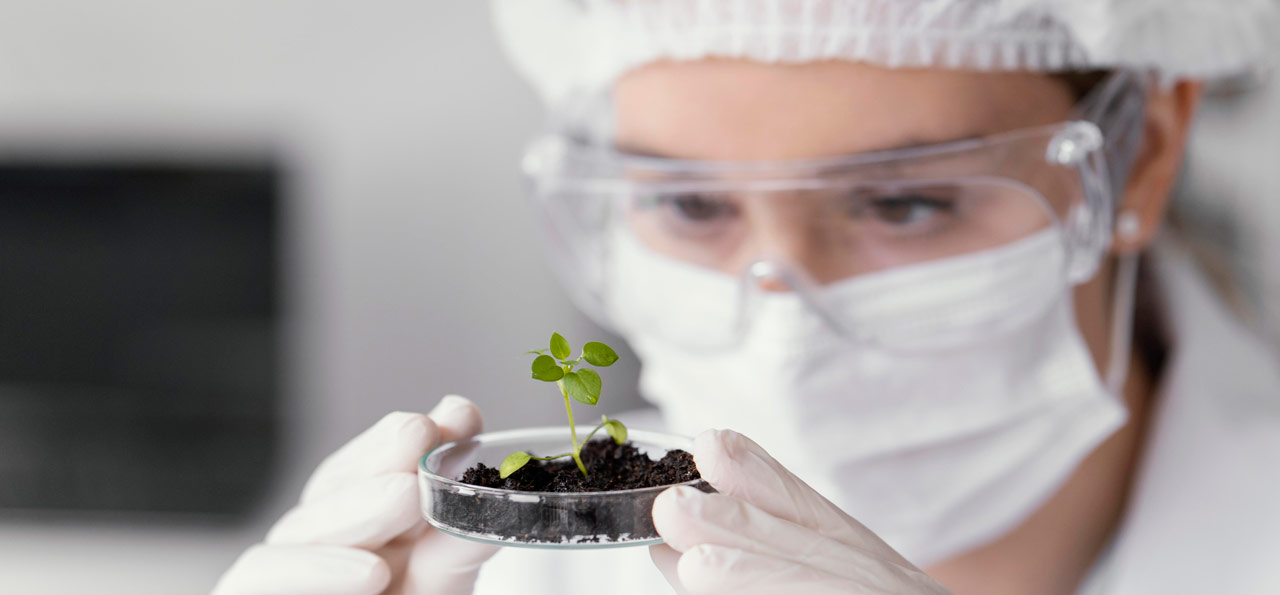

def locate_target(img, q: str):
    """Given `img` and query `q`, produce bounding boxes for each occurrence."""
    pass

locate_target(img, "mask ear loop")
[1105,211,1143,393]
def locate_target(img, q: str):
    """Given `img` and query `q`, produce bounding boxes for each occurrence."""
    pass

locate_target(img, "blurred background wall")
[0,2,642,593]
[0,3,1276,594]
[1178,72,1280,345]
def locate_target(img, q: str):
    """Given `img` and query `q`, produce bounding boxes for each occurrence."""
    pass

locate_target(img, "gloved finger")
[380,397,493,594]
[652,486,850,577]
[428,394,484,445]
[676,544,860,595]
[296,395,483,505]
[211,544,390,595]
[692,429,912,565]
[266,472,420,549]
[301,411,441,503]
[653,486,932,588]
[390,526,502,595]
[648,544,692,595]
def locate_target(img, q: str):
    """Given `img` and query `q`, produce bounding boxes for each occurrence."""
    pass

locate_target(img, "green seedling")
[499,332,627,479]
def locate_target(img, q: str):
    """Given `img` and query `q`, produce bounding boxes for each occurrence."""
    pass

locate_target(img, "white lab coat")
[475,241,1280,594]
[1077,241,1280,594]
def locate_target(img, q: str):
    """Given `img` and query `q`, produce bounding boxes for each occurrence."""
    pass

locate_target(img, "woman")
[214,1,1280,593]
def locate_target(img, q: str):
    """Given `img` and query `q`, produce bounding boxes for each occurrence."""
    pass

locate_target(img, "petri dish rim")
[418,426,704,498]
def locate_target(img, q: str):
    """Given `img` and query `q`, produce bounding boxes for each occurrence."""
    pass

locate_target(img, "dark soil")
[459,438,700,492]
[430,439,709,544]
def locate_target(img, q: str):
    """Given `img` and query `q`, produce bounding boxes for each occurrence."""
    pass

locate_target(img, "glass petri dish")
[419,426,708,549]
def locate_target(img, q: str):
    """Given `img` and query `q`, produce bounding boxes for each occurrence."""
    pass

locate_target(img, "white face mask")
[603,229,1129,566]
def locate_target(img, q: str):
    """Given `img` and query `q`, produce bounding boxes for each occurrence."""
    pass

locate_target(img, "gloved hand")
[649,429,950,595]
[212,395,499,595]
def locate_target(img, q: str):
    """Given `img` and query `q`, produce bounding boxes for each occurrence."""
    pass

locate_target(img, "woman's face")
[615,59,1075,161]
[613,60,1081,285]
[613,59,1121,370]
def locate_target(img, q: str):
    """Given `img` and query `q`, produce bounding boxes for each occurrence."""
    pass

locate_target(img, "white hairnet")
[492,0,1278,105]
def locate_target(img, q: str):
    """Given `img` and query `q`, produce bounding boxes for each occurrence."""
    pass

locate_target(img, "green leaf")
[525,349,546,356]
[576,368,602,399]
[550,332,571,360]
[499,451,532,479]
[603,418,627,445]
[530,355,564,382]
[582,342,619,367]
[562,372,598,405]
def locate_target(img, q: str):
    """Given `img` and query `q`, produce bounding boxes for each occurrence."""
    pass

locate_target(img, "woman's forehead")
[613,58,1075,161]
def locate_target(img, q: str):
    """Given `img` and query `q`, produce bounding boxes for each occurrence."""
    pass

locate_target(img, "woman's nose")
[747,216,847,291]
[755,276,792,293]
[748,260,795,293]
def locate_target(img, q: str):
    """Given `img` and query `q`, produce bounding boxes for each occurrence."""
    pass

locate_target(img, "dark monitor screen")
[0,161,280,517]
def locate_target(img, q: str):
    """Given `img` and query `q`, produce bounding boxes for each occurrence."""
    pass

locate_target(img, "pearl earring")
[1116,210,1142,240]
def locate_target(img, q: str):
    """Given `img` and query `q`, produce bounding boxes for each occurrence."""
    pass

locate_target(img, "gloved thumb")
[380,525,498,595]
[381,395,498,595]
[691,428,912,565]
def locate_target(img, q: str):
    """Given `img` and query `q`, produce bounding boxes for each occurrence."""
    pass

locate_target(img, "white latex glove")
[213,395,499,595]
[650,429,950,595]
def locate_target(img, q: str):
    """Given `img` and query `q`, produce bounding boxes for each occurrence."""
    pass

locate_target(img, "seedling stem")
[499,333,626,480]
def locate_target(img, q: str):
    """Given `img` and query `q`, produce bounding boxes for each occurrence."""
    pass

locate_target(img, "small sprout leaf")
[583,342,620,367]
[576,368,602,399]
[530,355,564,382]
[550,332,571,360]
[562,372,598,405]
[499,451,532,479]
[603,418,627,444]
[520,332,626,478]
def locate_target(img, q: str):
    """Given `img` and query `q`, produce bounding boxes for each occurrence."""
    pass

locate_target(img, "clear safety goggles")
[521,71,1148,350]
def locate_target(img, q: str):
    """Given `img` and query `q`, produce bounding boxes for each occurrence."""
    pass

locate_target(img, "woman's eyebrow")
[876,134,984,154]
[612,142,676,159]
[812,134,987,176]
[614,132,987,161]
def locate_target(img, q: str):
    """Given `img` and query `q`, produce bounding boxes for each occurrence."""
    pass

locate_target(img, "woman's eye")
[666,194,735,222]
[861,194,956,226]
[631,192,741,240]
